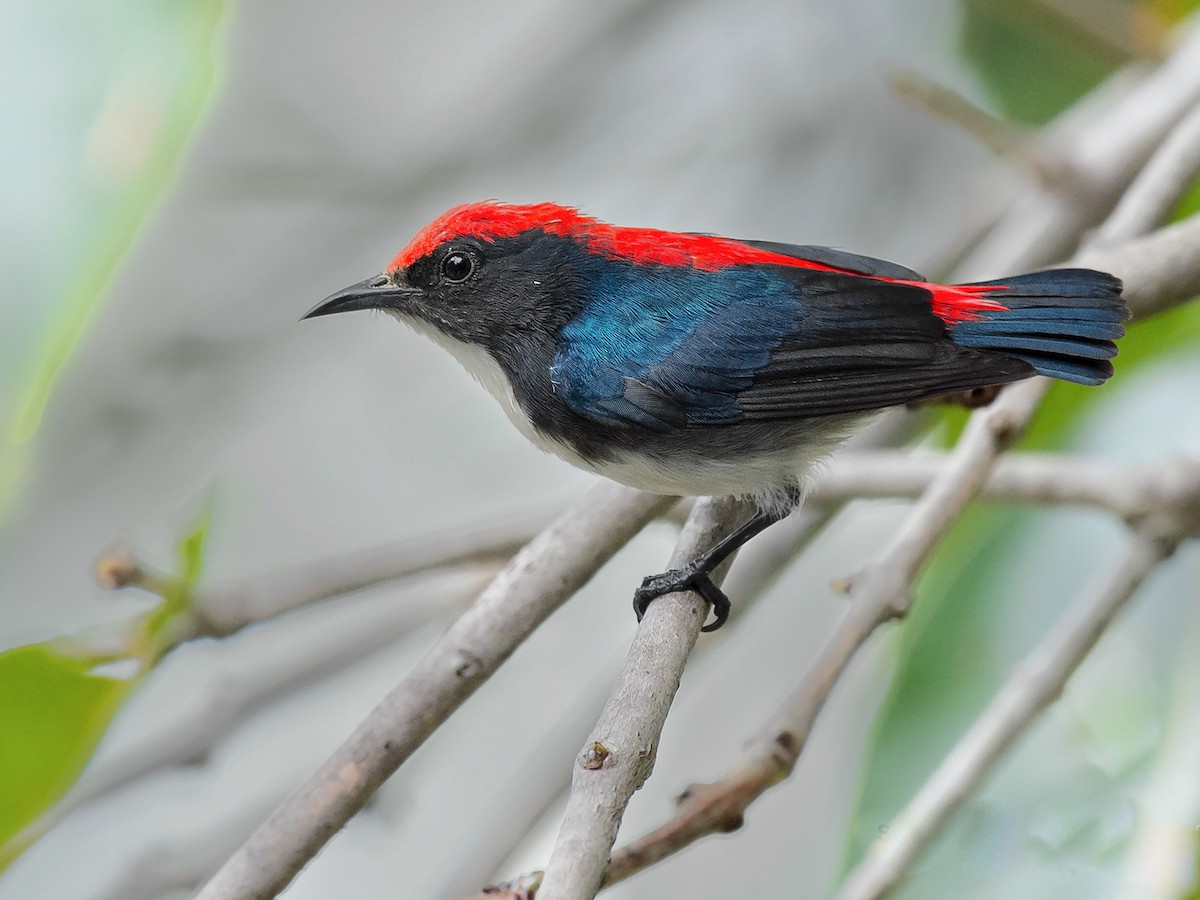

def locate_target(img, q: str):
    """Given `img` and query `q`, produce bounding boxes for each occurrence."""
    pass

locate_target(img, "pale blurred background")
[3,1,1200,898]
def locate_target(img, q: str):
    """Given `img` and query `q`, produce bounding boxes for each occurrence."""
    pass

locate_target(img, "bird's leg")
[633,491,800,632]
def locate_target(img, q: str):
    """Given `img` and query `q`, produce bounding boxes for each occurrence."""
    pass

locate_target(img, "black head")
[303,202,597,356]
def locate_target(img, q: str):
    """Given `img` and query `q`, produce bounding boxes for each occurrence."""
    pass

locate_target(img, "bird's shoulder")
[550,263,801,430]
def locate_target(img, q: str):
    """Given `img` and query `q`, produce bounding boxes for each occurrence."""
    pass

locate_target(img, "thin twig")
[812,451,1187,524]
[98,511,550,641]
[194,483,673,900]
[600,579,880,886]
[443,502,838,898]
[889,72,1063,185]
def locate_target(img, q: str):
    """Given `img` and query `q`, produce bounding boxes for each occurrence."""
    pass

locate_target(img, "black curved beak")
[302,275,421,320]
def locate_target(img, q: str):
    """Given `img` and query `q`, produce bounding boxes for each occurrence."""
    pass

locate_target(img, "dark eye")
[442,251,474,283]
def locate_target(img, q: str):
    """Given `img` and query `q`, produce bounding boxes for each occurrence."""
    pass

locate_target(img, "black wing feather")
[733,272,1033,420]
[739,240,926,281]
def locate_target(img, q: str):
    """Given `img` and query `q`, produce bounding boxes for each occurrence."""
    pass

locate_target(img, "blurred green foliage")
[961,0,1192,125]
[960,0,1118,125]
[0,0,225,867]
[1,0,226,519]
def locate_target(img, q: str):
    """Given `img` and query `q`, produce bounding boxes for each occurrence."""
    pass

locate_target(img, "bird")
[304,201,1128,631]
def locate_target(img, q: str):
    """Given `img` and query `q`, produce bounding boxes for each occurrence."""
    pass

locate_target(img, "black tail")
[949,269,1129,385]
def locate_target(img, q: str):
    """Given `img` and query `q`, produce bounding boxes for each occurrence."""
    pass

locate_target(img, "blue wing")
[551,262,1033,432]
[552,265,799,431]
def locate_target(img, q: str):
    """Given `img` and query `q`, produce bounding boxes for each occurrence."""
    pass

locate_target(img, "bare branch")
[441,502,839,898]
[812,451,1190,524]
[1079,212,1200,318]
[535,497,755,900]
[833,530,1181,900]
[194,483,673,900]
[594,456,1200,891]
[597,565,903,889]
[1093,101,1200,244]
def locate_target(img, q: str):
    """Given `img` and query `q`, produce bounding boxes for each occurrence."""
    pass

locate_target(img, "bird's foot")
[632,565,732,633]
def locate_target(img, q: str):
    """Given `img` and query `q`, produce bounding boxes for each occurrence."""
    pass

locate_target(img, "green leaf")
[0,644,138,867]
[178,502,212,590]
[0,504,216,868]
[0,0,229,870]
[137,505,213,660]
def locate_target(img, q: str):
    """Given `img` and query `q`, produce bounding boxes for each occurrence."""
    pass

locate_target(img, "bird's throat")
[387,310,556,453]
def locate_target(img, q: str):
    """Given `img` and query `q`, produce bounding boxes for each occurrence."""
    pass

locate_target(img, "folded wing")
[553,265,1033,432]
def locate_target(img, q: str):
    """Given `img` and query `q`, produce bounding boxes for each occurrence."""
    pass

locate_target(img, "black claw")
[627,502,797,634]
[694,577,732,632]
[632,566,733,632]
